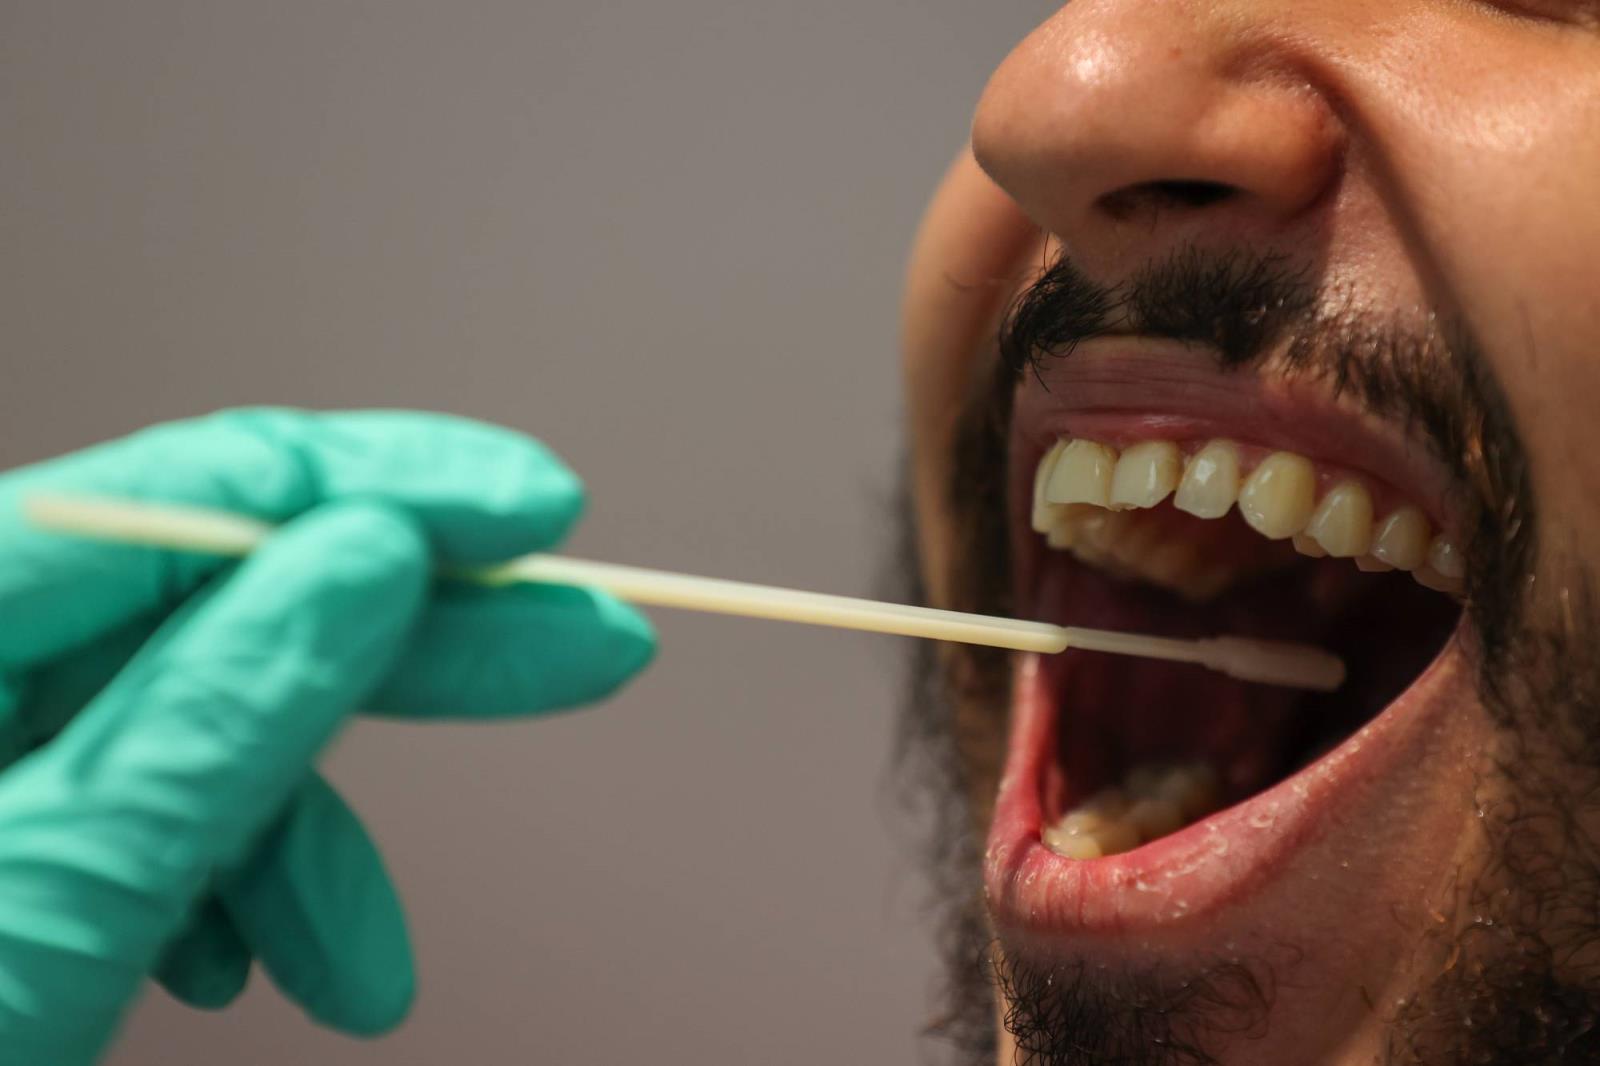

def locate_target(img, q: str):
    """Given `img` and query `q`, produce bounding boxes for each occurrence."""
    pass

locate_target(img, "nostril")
[1152,180,1235,207]
[1101,179,1237,220]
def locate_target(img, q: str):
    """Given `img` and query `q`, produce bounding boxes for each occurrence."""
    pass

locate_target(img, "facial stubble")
[896,248,1600,1065]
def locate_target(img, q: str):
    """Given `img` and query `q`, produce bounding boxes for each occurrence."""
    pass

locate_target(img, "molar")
[1044,439,1116,508]
[1093,819,1141,855]
[1052,508,1129,556]
[1156,763,1220,820]
[1238,451,1316,540]
[1371,506,1430,570]
[1041,826,1103,860]
[1142,538,1204,585]
[1043,805,1120,860]
[1304,481,1374,558]
[1127,797,1184,840]
[1080,787,1130,818]
[1110,440,1181,510]
[1042,810,1137,859]
[1041,764,1221,860]
[1056,810,1111,836]
[1173,440,1241,519]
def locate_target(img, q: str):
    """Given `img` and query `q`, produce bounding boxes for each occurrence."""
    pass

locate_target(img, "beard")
[893,248,1600,1065]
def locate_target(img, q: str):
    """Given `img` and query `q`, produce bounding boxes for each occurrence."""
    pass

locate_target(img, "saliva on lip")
[1042,762,1220,860]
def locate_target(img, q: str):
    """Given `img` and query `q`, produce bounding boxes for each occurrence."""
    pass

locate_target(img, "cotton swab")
[21,493,1345,691]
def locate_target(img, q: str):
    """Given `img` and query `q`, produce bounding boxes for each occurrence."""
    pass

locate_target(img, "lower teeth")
[1041,762,1221,859]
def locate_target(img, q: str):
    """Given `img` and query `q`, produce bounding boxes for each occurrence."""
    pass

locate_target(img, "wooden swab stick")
[21,493,1345,691]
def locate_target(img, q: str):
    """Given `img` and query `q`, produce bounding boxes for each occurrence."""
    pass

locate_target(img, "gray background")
[2,3,1044,1062]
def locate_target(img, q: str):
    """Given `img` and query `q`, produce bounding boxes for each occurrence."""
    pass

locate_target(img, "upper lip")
[1011,336,1459,551]
[986,336,1473,944]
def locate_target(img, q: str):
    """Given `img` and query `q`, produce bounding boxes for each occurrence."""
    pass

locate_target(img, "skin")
[900,2,1600,1062]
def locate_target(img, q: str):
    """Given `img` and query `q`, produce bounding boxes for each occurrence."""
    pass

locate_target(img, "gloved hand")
[0,408,657,1065]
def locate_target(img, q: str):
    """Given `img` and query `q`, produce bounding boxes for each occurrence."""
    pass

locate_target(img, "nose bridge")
[972,0,1342,239]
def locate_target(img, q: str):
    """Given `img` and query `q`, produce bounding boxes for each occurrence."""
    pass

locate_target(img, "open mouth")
[985,365,1472,937]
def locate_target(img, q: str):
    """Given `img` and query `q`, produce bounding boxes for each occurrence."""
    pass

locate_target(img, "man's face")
[899,3,1600,1063]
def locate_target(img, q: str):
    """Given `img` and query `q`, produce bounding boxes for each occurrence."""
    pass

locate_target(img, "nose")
[971,2,1343,256]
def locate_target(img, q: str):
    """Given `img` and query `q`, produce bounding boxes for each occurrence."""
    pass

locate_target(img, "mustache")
[994,245,1536,678]
[998,245,1314,375]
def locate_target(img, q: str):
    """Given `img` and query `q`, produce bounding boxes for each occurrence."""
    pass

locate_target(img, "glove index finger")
[0,501,428,1061]
[20,500,428,883]
[0,408,585,671]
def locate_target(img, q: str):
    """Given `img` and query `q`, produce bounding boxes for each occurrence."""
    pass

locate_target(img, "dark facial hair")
[894,245,1600,1064]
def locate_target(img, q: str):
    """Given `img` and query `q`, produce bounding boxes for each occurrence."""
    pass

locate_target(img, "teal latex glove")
[0,409,656,1065]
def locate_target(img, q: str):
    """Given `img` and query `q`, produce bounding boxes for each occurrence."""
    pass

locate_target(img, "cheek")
[901,152,1047,605]
[1333,15,1600,580]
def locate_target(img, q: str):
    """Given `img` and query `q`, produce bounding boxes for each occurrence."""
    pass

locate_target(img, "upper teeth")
[1043,438,1117,508]
[1303,481,1372,557]
[1032,436,1464,598]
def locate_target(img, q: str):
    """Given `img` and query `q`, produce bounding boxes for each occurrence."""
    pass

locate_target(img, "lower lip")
[983,634,1468,940]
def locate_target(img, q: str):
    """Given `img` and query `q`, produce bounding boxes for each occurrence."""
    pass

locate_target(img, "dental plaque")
[1028,435,1464,860]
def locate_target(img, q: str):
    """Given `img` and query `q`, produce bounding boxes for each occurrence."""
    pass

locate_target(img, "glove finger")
[0,407,586,674]
[219,773,413,1036]
[0,498,429,1032]
[0,673,29,771]
[20,580,655,748]
[154,897,251,1010]
[12,637,409,1030]
[6,611,159,761]
[368,582,656,718]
